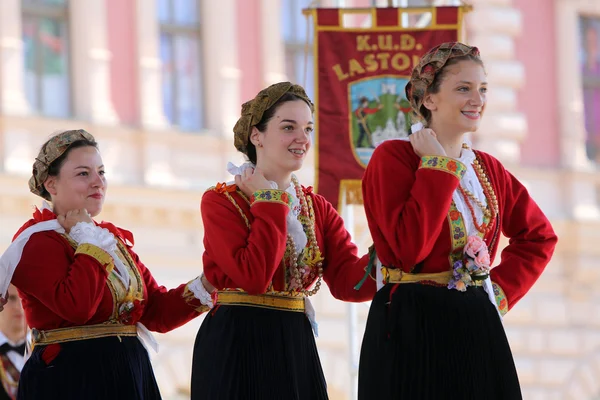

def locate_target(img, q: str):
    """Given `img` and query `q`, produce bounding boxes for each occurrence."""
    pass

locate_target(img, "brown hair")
[419,55,484,125]
[232,82,314,164]
[405,42,483,126]
[245,93,312,164]
[29,129,98,200]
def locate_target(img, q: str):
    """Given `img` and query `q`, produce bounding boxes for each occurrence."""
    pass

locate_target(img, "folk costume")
[191,83,376,400]
[357,43,558,400]
[0,332,24,400]
[0,130,213,400]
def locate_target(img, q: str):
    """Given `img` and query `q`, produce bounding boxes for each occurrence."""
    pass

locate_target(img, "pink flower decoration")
[474,250,491,270]
[455,280,467,292]
[465,259,478,273]
[464,236,487,259]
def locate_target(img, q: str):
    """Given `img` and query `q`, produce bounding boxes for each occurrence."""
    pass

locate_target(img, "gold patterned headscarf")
[405,42,481,123]
[29,129,97,198]
[233,82,314,153]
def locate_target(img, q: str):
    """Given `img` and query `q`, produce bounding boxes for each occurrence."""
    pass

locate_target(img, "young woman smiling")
[191,82,376,400]
[0,129,214,399]
[358,43,558,399]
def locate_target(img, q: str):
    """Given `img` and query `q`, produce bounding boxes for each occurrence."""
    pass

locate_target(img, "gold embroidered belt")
[382,267,485,286]
[31,323,138,346]
[216,291,305,312]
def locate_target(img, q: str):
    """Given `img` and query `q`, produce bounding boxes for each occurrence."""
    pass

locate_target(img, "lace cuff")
[70,222,117,253]
[186,275,214,308]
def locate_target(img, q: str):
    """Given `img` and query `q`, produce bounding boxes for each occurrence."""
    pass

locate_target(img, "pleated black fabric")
[191,304,328,400]
[18,336,161,400]
[358,283,522,400]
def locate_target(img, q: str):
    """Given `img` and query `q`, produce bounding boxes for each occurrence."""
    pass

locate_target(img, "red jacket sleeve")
[12,232,111,325]
[130,249,203,333]
[201,189,291,294]
[316,195,376,302]
[489,167,558,310]
[362,141,466,271]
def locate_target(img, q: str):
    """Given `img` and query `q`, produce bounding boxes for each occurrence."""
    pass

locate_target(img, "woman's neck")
[52,205,64,217]
[428,122,466,159]
[256,162,292,190]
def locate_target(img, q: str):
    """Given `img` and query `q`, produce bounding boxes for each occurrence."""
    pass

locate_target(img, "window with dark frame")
[158,0,203,131]
[580,16,600,164]
[22,0,71,118]
[282,0,317,100]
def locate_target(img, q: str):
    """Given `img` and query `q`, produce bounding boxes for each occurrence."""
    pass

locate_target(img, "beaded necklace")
[458,144,499,235]
[285,176,324,296]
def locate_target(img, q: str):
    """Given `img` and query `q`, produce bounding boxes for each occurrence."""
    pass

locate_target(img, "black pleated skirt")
[191,304,328,400]
[358,283,522,400]
[18,336,161,400]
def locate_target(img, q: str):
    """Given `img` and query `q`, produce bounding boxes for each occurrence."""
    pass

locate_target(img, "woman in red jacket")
[191,82,376,399]
[0,129,214,399]
[358,43,558,399]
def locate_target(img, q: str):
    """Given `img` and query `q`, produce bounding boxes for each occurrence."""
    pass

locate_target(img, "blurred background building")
[0,0,598,398]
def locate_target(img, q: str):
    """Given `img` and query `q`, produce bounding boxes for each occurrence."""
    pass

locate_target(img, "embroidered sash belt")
[382,267,485,287]
[216,291,305,312]
[31,323,137,346]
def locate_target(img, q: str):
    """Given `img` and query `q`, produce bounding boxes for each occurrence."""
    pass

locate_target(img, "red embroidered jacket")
[200,185,376,301]
[11,208,206,333]
[362,140,558,314]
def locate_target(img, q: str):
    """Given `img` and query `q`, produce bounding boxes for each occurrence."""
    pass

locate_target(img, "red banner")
[310,7,466,210]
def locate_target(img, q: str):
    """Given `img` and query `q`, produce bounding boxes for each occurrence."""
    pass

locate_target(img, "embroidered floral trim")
[250,189,292,208]
[75,243,114,273]
[419,156,467,180]
[448,202,467,252]
[492,281,508,316]
[448,236,491,291]
[185,275,214,308]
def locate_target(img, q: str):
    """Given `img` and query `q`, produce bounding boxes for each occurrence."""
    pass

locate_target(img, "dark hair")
[244,92,312,164]
[420,55,485,125]
[40,139,98,201]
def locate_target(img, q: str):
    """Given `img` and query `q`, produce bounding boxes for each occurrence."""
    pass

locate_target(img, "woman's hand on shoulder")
[57,209,93,233]
[234,167,273,197]
[409,128,446,158]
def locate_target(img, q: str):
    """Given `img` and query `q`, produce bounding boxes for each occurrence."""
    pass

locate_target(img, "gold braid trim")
[75,243,114,274]
[223,190,251,228]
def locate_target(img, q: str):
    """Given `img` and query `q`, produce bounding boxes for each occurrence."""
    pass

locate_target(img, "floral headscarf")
[233,82,314,154]
[29,129,96,198]
[405,42,481,123]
